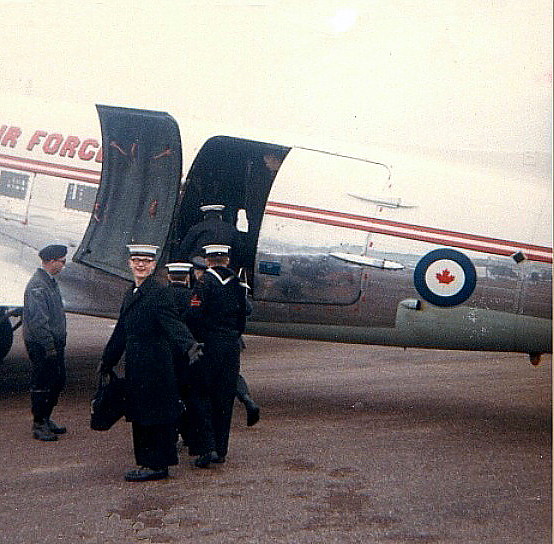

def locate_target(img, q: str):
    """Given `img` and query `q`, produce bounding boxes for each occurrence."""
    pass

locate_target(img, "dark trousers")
[188,337,240,458]
[174,354,190,443]
[132,422,179,469]
[177,384,190,444]
[25,341,66,422]
[236,374,251,403]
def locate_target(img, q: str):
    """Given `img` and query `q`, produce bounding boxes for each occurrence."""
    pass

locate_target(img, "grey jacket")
[22,268,66,352]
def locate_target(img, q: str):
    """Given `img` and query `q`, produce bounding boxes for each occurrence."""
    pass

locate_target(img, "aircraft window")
[64,182,98,212]
[0,170,29,200]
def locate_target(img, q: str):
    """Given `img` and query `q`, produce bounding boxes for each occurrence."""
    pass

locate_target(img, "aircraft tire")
[0,312,14,361]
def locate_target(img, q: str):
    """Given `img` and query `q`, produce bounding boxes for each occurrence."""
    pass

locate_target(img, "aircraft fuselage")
[0,96,551,360]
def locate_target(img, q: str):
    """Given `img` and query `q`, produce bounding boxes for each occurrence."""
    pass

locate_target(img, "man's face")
[128,256,156,282]
[44,257,66,276]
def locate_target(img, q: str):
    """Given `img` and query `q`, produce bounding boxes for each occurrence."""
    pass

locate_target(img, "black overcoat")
[102,276,195,425]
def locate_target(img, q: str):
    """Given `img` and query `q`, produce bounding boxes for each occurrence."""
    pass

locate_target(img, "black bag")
[90,370,125,431]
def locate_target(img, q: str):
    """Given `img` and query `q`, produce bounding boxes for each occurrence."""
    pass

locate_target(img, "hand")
[188,342,204,365]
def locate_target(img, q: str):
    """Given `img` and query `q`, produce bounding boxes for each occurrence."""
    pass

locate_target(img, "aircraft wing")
[0,231,37,307]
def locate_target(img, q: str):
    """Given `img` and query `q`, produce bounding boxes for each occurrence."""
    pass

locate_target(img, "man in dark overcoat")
[99,245,201,482]
[186,244,248,467]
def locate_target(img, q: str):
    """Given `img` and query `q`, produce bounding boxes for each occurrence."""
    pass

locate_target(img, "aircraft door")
[254,148,391,305]
[74,106,182,279]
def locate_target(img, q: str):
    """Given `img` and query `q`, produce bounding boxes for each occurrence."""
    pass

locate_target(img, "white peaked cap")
[200,204,225,213]
[166,262,193,273]
[203,244,230,256]
[126,244,159,257]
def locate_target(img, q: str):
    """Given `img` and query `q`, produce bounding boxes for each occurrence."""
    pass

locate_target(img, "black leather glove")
[188,342,204,365]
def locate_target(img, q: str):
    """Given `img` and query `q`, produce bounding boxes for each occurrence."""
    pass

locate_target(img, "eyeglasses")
[130,257,155,265]
[54,258,66,264]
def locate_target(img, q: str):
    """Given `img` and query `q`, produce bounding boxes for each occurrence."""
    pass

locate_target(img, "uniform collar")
[38,267,57,283]
[206,267,235,285]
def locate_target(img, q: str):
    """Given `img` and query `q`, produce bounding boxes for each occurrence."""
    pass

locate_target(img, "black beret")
[38,244,67,261]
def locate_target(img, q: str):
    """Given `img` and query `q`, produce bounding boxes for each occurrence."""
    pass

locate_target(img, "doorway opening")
[170,136,289,278]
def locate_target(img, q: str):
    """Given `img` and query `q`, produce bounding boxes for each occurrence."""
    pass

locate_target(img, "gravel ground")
[0,315,550,543]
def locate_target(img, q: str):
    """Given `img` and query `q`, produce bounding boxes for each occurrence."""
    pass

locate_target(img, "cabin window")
[0,170,29,200]
[64,182,97,212]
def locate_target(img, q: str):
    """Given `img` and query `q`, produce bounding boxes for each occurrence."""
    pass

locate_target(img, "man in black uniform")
[190,256,260,427]
[99,245,202,482]
[186,244,248,467]
[23,244,68,441]
[165,261,195,447]
[178,204,244,265]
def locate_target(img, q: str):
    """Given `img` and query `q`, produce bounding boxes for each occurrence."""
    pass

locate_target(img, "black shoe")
[124,467,168,482]
[212,454,226,464]
[32,422,58,442]
[47,419,67,434]
[246,403,260,427]
[194,451,218,468]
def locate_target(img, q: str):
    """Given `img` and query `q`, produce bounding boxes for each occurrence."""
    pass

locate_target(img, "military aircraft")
[0,93,551,364]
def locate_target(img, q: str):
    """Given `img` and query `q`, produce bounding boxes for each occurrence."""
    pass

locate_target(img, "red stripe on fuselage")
[266,202,552,263]
[0,154,550,263]
[267,201,549,252]
[0,152,101,182]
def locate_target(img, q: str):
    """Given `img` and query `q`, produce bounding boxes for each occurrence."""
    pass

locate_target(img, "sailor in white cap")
[185,243,249,467]
[186,252,260,427]
[178,204,245,264]
[165,262,194,311]
[165,262,195,448]
[98,245,203,482]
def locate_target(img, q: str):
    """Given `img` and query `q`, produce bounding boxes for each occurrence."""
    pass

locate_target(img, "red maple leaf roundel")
[436,269,455,284]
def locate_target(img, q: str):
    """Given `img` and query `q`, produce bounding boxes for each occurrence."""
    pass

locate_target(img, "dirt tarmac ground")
[0,315,551,544]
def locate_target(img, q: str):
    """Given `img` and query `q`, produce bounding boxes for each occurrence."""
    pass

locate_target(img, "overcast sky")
[1,1,551,155]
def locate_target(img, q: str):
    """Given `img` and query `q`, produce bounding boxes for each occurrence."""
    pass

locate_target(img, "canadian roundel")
[413,249,476,307]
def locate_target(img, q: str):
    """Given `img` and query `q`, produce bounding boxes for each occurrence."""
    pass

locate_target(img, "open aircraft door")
[74,106,182,280]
